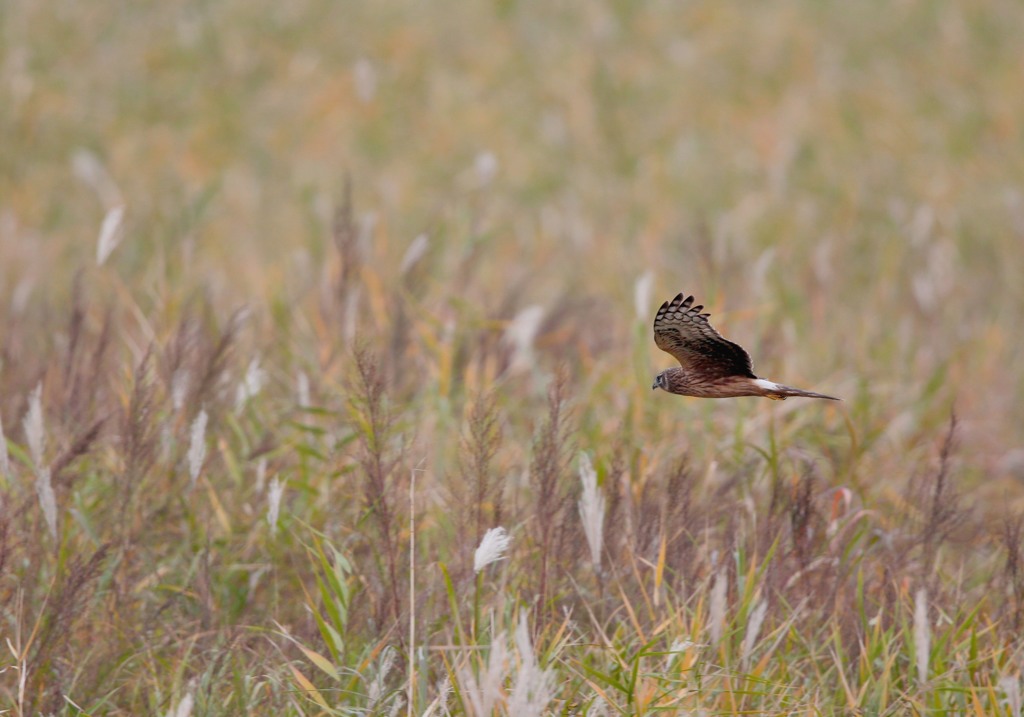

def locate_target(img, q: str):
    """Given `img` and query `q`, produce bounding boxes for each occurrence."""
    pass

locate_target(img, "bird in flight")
[651,293,839,401]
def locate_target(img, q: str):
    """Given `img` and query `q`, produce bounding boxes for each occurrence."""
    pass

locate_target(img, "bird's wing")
[653,293,756,378]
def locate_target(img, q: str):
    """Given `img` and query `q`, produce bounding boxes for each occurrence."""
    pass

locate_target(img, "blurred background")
[4,0,1022,458]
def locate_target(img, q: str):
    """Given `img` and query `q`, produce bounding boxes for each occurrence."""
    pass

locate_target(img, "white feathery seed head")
[999,674,1021,717]
[353,58,377,103]
[35,466,57,542]
[914,588,930,685]
[577,452,605,572]
[503,305,545,375]
[422,675,452,717]
[588,696,609,717]
[474,151,499,186]
[0,410,10,480]
[296,370,310,408]
[255,457,267,494]
[474,526,511,574]
[741,598,767,666]
[710,568,728,646]
[385,695,405,717]
[235,358,265,412]
[188,409,208,488]
[166,689,194,717]
[400,233,430,275]
[368,645,397,707]
[664,638,700,671]
[171,369,190,413]
[634,271,653,322]
[267,476,285,536]
[509,613,555,717]
[96,204,126,266]
[23,382,45,467]
[457,631,507,716]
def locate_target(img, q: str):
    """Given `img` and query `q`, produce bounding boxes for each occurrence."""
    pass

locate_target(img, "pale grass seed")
[165,690,193,717]
[235,358,266,412]
[171,369,190,413]
[255,457,267,494]
[634,271,652,322]
[400,233,430,275]
[369,644,396,705]
[999,674,1021,717]
[508,613,554,717]
[741,598,767,667]
[188,409,208,488]
[35,466,58,542]
[503,305,544,375]
[457,633,507,716]
[474,526,511,574]
[295,370,310,408]
[23,382,45,467]
[914,588,930,685]
[353,58,377,103]
[577,452,605,572]
[710,568,728,647]
[95,205,125,266]
[0,409,10,479]
[266,476,284,536]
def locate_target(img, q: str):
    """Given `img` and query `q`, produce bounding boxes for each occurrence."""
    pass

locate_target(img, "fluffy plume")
[710,568,728,646]
[634,271,653,322]
[474,526,511,574]
[914,588,930,685]
[23,382,45,467]
[577,452,605,571]
[295,371,310,408]
[368,645,397,708]
[503,305,545,374]
[255,457,267,494]
[21,383,56,539]
[508,613,555,716]
[235,358,266,412]
[741,599,767,666]
[400,233,430,275]
[166,689,194,717]
[188,409,208,488]
[96,204,126,266]
[458,632,508,716]
[267,476,285,536]
[0,410,10,479]
[474,151,499,186]
[422,676,452,717]
[999,674,1021,717]
[171,369,190,413]
[353,58,377,103]
[664,639,699,671]
[35,466,57,542]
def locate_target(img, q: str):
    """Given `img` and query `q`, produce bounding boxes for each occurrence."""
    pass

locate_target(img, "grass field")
[3,0,1024,713]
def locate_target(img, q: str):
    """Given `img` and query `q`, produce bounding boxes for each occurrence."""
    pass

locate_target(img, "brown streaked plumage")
[651,293,839,401]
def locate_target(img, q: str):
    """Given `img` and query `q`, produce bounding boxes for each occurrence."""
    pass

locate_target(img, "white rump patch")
[753,379,783,392]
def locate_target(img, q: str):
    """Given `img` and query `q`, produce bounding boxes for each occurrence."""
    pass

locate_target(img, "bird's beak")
[651,381,658,390]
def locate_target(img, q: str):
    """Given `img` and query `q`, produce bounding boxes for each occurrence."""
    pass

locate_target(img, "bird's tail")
[755,379,840,401]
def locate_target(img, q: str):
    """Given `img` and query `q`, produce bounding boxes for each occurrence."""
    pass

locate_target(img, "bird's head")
[652,371,669,391]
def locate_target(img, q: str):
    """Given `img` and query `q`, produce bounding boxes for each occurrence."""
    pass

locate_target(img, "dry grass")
[2,0,1024,714]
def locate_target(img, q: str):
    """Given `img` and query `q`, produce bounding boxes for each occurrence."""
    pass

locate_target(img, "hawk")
[651,293,839,401]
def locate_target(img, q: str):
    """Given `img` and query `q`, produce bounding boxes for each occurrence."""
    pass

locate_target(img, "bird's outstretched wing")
[653,293,756,379]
